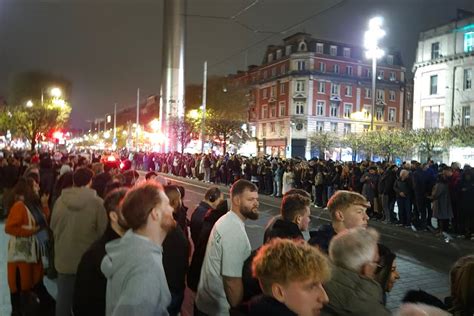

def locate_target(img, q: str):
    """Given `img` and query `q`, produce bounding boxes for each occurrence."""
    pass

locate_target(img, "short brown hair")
[121,182,164,230]
[327,190,369,219]
[252,238,331,295]
[230,179,257,199]
[73,167,94,187]
[281,194,311,222]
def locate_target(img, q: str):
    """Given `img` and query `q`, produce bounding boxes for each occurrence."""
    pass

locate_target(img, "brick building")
[239,32,407,158]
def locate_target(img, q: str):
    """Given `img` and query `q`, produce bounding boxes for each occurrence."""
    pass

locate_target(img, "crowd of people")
[0,148,473,316]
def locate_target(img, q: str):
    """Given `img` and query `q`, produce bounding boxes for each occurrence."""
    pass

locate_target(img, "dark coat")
[263,219,304,244]
[308,224,336,254]
[73,225,121,316]
[163,225,189,294]
[190,201,211,246]
[245,295,297,316]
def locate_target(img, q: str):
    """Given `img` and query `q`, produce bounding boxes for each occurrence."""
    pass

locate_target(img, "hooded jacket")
[101,230,171,316]
[51,186,107,274]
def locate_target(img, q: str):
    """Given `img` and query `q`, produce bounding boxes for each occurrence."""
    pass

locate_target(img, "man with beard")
[195,180,259,316]
[101,182,176,316]
[73,187,129,316]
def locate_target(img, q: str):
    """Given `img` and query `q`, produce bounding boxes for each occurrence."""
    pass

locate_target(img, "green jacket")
[322,265,391,316]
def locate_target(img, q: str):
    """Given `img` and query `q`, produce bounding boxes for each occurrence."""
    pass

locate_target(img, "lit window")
[464,69,472,90]
[344,103,352,118]
[318,82,326,94]
[377,70,384,80]
[316,43,324,54]
[464,32,474,52]
[316,101,325,116]
[295,101,305,115]
[430,75,438,95]
[388,108,396,122]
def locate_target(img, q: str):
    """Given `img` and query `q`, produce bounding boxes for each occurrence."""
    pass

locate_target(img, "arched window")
[298,41,307,52]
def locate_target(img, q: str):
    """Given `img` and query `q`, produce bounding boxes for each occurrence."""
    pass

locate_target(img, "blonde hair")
[252,238,331,295]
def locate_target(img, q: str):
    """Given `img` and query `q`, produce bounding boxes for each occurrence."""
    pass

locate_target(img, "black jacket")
[190,201,212,246]
[163,225,189,294]
[308,224,336,254]
[263,219,304,244]
[73,225,121,316]
[244,295,297,316]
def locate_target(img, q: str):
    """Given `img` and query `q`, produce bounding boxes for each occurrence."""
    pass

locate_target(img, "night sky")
[1,0,474,128]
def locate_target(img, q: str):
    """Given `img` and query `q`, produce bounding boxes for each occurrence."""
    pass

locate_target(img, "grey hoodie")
[101,230,171,316]
[51,186,107,274]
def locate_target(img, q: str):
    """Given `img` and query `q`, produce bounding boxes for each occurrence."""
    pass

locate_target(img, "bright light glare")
[365,16,385,59]
[149,118,160,131]
[26,100,33,107]
[369,16,383,29]
[50,87,62,98]
[188,109,200,120]
[104,131,111,139]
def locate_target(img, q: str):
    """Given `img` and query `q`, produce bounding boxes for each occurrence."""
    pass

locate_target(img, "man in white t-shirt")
[195,179,259,316]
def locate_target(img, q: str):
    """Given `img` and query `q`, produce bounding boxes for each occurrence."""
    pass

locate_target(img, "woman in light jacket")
[282,165,294,195]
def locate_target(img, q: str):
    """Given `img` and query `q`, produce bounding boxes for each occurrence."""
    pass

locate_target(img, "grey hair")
[329,227,379,273]
[399,169,410,179]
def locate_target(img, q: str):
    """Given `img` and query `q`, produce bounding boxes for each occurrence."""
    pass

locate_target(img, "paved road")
[1,172,472,314]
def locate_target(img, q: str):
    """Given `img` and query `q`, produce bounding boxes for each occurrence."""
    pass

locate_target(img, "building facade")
[413,11,474,129]
[242,32,406,159]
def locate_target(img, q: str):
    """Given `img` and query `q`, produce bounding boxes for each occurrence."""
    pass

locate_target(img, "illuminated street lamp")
[26,100,34,107]
[50,87,62,98]
[149,118,160,132]
[364,16,385,131]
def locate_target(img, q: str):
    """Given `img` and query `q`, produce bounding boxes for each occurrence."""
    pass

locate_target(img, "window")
[377,70,384,80]
[316,43,324,54]
[345,85,352,96]
[268,53,273,63]
[262,105,268,118]
[343,123,351,134]
[279,101,286,116]
[262,123,266,137]
[376,108,384,121]
[316,101,325,116]
[286,45,292,55]
[346,66,353,76]
[296,80,305,92]
[430,75,438,95]
[344,103,352,118]
[263,70,267,79]
[280,83,286,95]
[271,68,276,77]
[390,71,396,81]
[319,62,326,73]
[330,45,337,56]
[462,106,471,126]
[389,90,396,101]
[316,121,324,132]
[376,89,385,101]
[334,64,340,74]
[343,47,351,58]
[276,49,282,59]
[364,105,371,119]
[363,124,370,132]
[270,85,276,97]
[281,64,286,74]
[330,122,338,132]
[431,42,440,59]
[270,122,276,133]
[295,101,305,115]
[318,81,326,94]
[330,102,338,117]
[331,83,340,95]
[270,106,276,118]
[298,41,307,51]
[388,108,396,122]
[365,88,372,99]
[387,54,394,65]
[263,88,268,99]
[464,32,474,52]
[297,60,306,71]
[464,69,472,90]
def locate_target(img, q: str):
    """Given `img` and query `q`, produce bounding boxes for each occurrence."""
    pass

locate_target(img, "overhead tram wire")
[207,0,348,70]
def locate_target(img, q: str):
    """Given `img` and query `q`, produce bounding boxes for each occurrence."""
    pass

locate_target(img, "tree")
[206,110,247,155]
[169,117,197,154]
[448,125,474,147]
[341,132,366,160]
[412,128,450,161]
[3,100,71,150]
[309,132,338,160]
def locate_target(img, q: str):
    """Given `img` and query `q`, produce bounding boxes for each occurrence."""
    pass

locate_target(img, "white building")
[413,11,474,129]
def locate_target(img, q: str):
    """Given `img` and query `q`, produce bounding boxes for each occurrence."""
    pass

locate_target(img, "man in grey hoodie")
[101,182,176,316]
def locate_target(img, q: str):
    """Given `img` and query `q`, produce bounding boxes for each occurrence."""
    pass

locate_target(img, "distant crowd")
[0,148,473,316]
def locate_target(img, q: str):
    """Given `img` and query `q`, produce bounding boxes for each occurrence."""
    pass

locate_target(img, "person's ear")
[334,210,344,221]
[360,262,372,277]
[295,214,302,226]
[271,283,285,303]
[109,211,118,223]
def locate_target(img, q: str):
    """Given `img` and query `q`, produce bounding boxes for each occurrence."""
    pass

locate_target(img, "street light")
[26,100,33,107]
[50,87,62,98]
[364,16,385,131]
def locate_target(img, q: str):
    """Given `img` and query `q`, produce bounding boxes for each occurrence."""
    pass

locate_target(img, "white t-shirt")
[195,211,251,316]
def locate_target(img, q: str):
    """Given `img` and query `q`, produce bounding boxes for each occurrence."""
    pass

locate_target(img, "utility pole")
[201,61,207,153]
